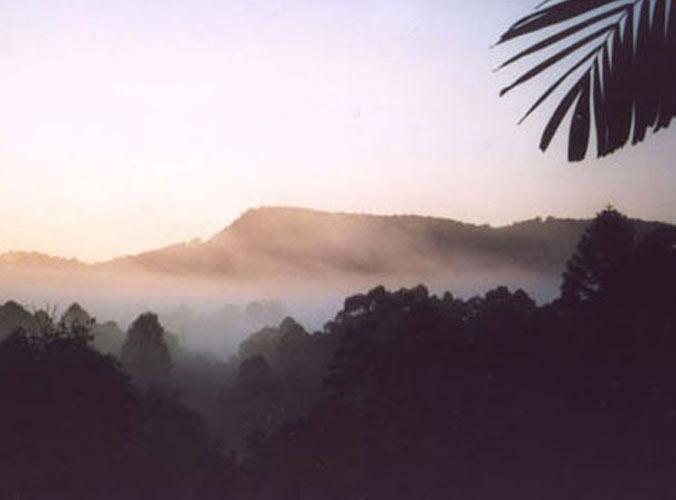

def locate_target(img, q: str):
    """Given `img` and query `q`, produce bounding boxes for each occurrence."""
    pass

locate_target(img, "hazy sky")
[2,0,675,262]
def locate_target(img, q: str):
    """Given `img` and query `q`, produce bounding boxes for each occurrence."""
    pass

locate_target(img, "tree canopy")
[0,319,223,499]
[120,312,172,388]
[2,208,676,499]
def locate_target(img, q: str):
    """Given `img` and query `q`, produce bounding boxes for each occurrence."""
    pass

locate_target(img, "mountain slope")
[2,207,671,286]
[0,251,88,271]
[103,207,669,282]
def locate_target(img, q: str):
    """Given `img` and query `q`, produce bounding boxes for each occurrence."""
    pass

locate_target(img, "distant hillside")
[0,251,88,271]
[103,207,668,281]
[1,207,671,287]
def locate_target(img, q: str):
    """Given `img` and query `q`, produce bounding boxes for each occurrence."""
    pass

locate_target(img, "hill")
[103,207,668,281]
[1,207,671,291]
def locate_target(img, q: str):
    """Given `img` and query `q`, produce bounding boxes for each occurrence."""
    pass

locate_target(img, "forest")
[1,206,676,500]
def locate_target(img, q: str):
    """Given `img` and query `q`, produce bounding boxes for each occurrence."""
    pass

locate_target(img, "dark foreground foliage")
[0,318,227,499]
[232,207,676,499]
[1,207,676,499]
[498,0,676,161]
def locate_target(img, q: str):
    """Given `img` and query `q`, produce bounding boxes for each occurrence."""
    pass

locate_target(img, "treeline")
[1,207,675,499]
[238,209,676,499]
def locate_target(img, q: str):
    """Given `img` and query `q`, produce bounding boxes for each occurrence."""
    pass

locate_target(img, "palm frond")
[497,0,676,162]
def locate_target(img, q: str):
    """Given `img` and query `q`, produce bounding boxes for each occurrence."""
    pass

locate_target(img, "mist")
[0,260,561,359]
[1,207,583,357]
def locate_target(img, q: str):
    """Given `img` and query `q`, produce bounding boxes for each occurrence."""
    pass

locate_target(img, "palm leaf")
[497,0,676,162]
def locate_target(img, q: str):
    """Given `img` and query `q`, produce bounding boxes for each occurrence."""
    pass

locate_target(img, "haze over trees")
[0,207,675,498]
[1,208,670,299]
[0,300,38,338]
[120,312,172,388]
[233,207,676,500]
[0,315,223,499]
[1,0,674,497]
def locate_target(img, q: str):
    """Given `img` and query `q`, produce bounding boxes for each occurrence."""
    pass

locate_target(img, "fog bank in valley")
[4,206,668,356]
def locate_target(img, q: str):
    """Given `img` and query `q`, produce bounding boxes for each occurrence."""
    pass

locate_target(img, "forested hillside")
[1,208,675,499]
[2,207,671,286]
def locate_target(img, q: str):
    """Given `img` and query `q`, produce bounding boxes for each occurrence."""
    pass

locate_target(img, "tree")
[237,355,276,395]
[0,300,38,340]
[0,316,226,499]
[120,312,172,388]
[497,0,676,161]
[91,320,126,356]
[60,302,93,329]
[560,206,635,309]
[632,225,676,325]
[0,321,141,499]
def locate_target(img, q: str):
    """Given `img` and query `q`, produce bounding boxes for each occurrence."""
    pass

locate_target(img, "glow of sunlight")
[1,0,675,261]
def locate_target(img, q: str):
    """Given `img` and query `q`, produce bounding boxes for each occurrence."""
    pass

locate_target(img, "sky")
[1,0,675,262]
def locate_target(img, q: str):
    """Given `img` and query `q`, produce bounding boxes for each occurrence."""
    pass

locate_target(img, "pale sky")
[2,0,675,262]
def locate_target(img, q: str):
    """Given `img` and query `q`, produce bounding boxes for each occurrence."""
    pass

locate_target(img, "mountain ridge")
[0,207,671,285]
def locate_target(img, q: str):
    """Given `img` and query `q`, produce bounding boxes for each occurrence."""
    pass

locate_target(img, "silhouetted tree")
[0,321,140,499]
[215,316,335,452]
[560,206,635,309]
[632,226,676,333]
[91,320,126,355]
[0,316,226,499]
[0,300,38,339]
[232,274,676,499]
[120,312,172,388]
[5,208,676,500]
[498,0,676,161]
[237,355,275,395]
[238,316,328,384]
[60,302,92,329]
